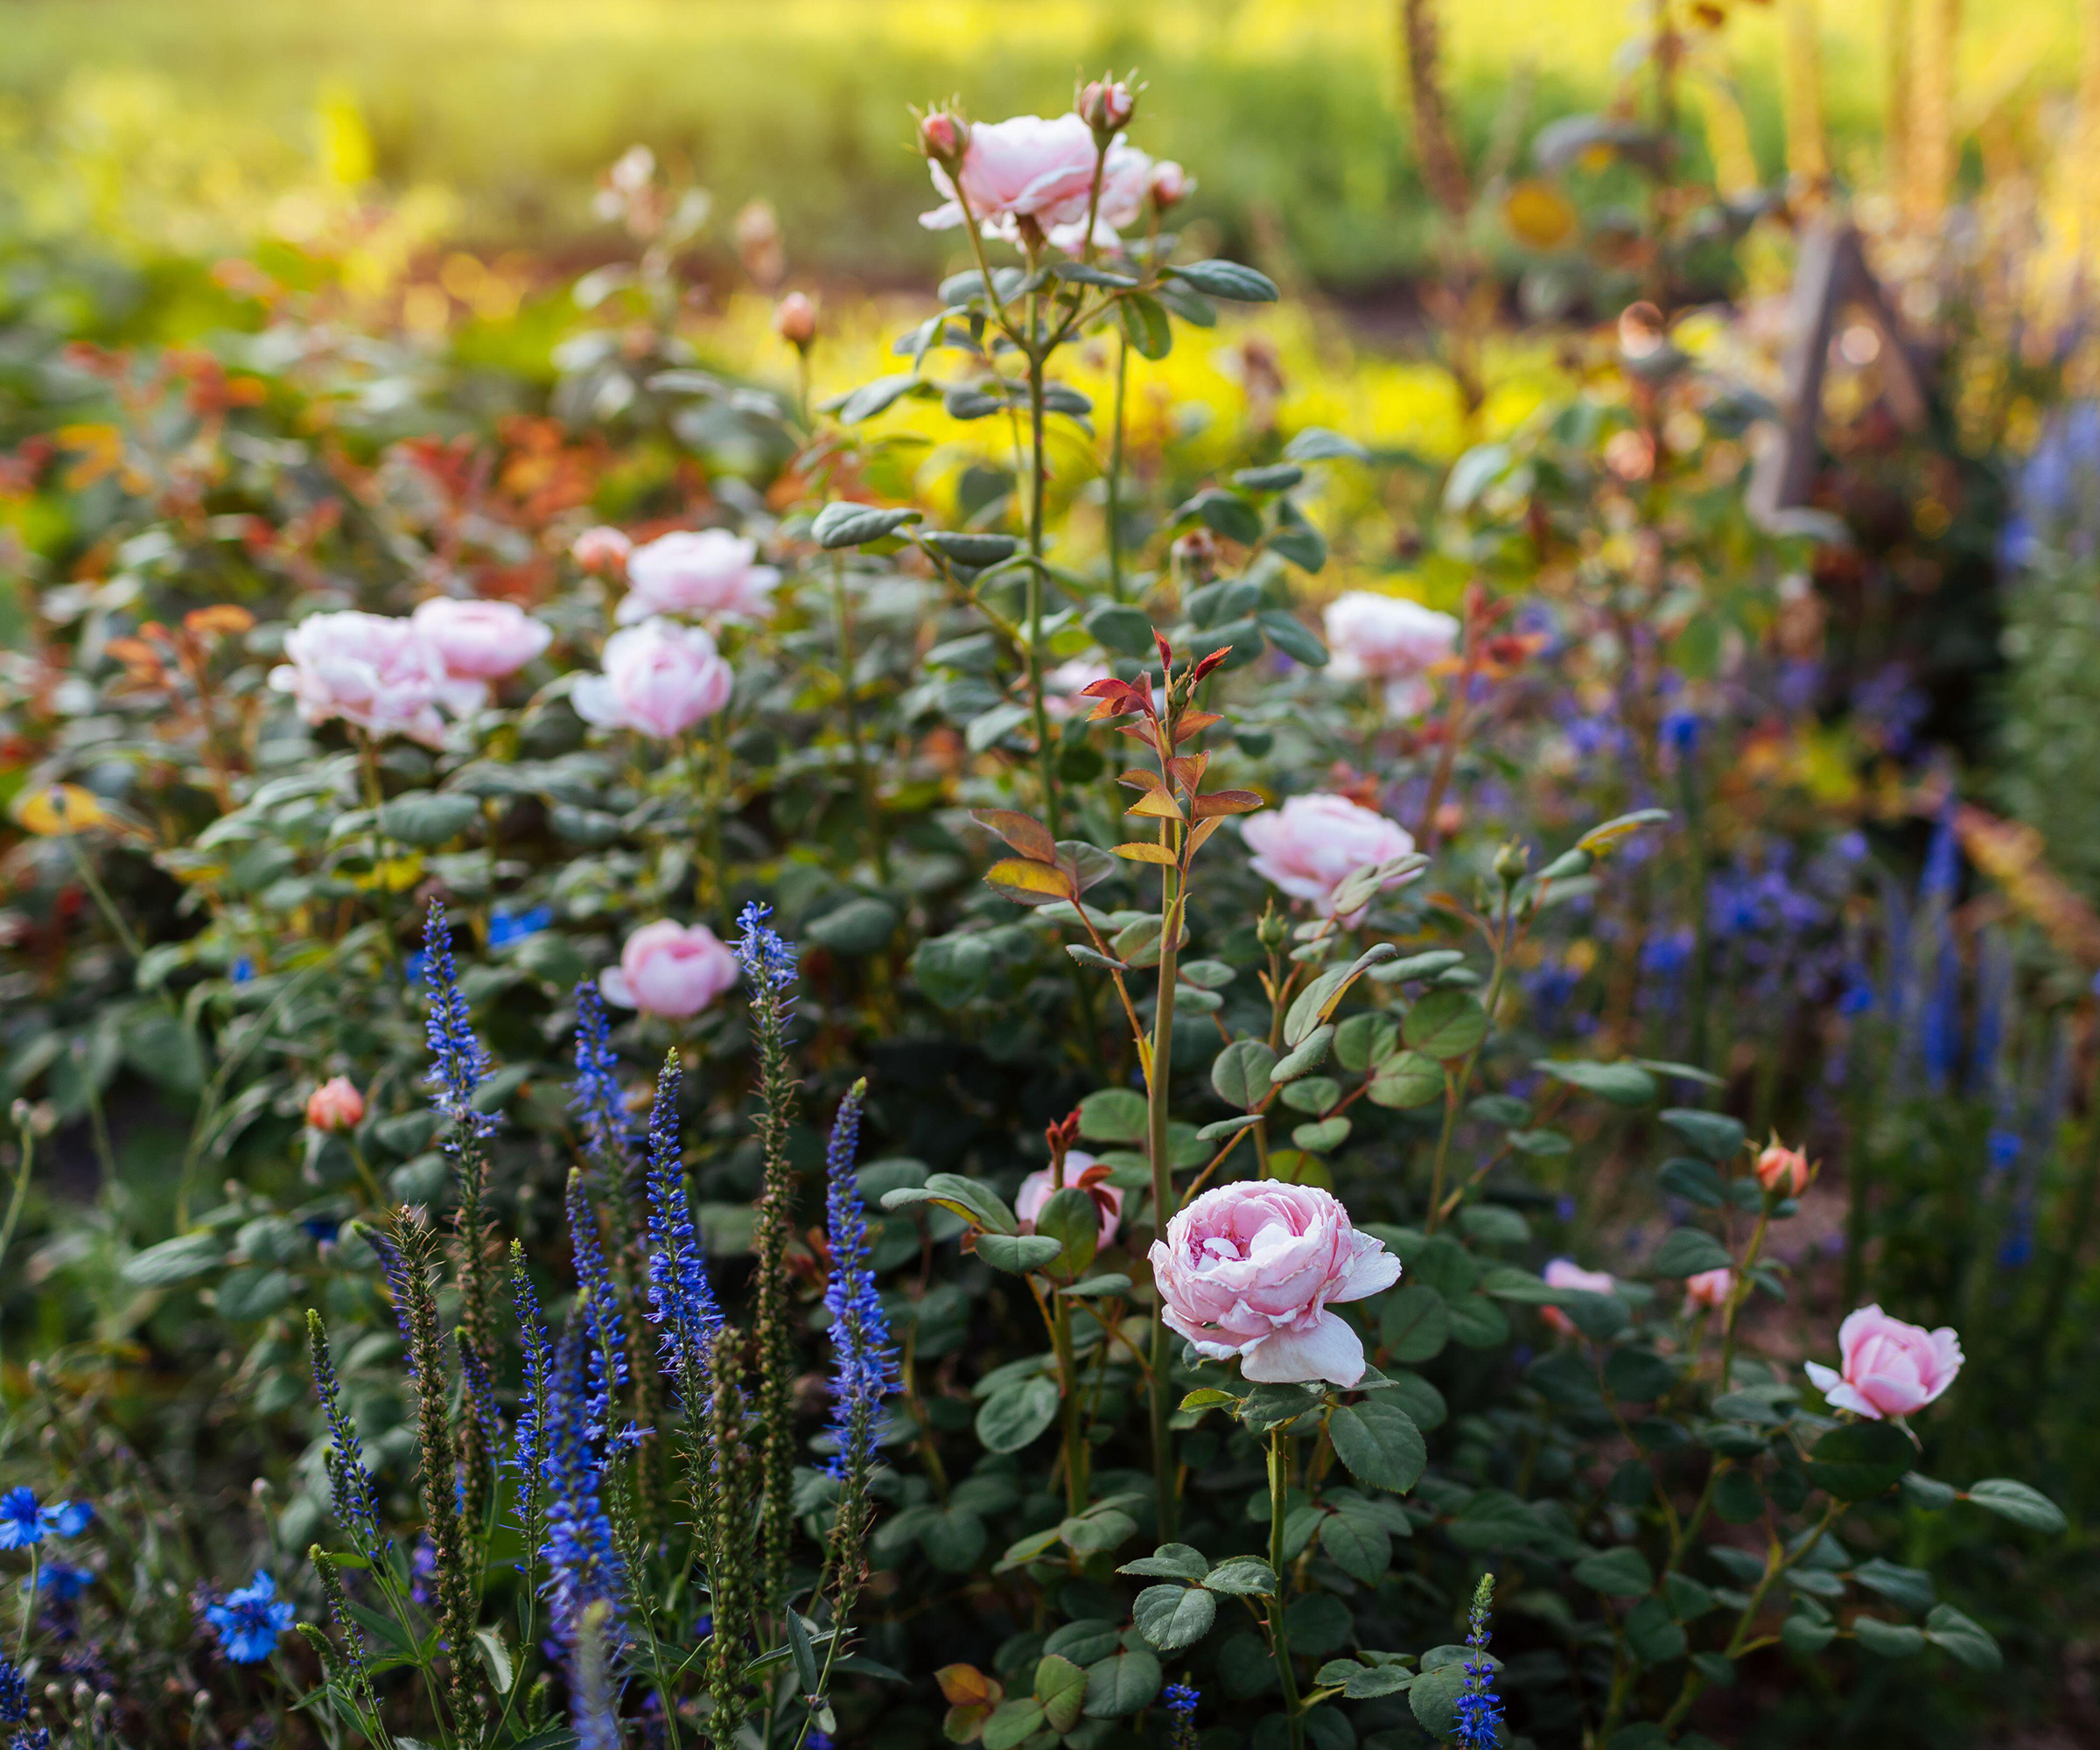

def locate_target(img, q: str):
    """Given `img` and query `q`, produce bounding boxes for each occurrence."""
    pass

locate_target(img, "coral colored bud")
[772,291,817,349]
[305,1077,365,1134]
[1149,160,1192,209]
[1684,1267,1734,1312]
[570,526,633,576]
[1754,1140,1810,1196]
[919,110,967,166]
[1078,79,1137,136]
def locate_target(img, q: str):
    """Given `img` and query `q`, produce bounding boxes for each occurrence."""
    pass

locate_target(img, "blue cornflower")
[539,1326,627,1644]
[420,900,494,1138]
[50,1501,90,1538]
[0,1490,54,1550]
[1454,1572,1506,1749]
[642,1056,723,1390]
[206,1571,297,1664]
[0,1652,24,1721]
[26,1561,90,1601]
[230,956,256,984]
[822,1081,897,1484]
[570,982,635,1170]
[807,1733,834,1750]
[489,903,554,948]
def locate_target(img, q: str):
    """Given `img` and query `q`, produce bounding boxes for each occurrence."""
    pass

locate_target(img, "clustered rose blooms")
[920,113,1158,251]
[270,611,452,743]
[620,529,780,625]
[1015,1153,1124,1250]
[1540,1257,1617,1336]
[1322,591,1460,717]
[1754,1139,1811,1195]
[599,920,740,1019]
[304,1076,365,1133]
[1241,793,1416,919]
[1684,1266,1735,1312]
[1806,1305,1964,1421]
[572,620,733,738]
[1151,1181,1399,1387]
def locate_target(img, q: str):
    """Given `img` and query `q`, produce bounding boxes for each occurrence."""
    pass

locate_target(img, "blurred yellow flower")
[12,784,111,836]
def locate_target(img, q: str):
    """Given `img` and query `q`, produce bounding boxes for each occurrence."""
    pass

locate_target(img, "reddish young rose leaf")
[970,808,1058,864]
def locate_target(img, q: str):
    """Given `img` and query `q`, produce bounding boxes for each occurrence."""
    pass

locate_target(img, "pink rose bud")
[620,530,780,626]
[1240,794,1417,920]
[1805,1305,1963,1420]
[571,619,733,740]
[1016,1155,1124,1250]
[267,610,451,744]
[598,920,739,1020]
[305,1076,366,1133]
[1078,78,1136,134]
[410,598,553,682]
[772,291,817,349]
[1151,1181,1399,1386]
[1754,1140,1810,1196]
[1149,160,1192,209]
[571,526,633,576]
[1684,1267,1735,1312]
[1540,1256,1616,1336]
[919,109,967,165]
[1322,590,1460,718]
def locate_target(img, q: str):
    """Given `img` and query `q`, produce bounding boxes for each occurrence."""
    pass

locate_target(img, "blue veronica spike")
[510,1267,554,1538]
[363,1228,421,1379]
[539,1324,627,1645]
[1454,1573,1507,1748]
[643,1055,723,1387]
[422,900,495,1139]
[821,1081,897,1484]
[310,1325,383,1554]
[570,981,635,1170]
[733,900,798,999]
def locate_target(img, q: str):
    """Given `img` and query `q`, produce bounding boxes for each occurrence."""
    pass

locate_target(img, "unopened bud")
[1494,841,1530,886]
[1172,527,1217,584]
[1149,160,1192,210]
[1256,906,1289,952]
[570,526,632,577]
[919,109,967,167]
[1078,78,1137,136]
[772,291,817,351]
[304,1075,365,1134]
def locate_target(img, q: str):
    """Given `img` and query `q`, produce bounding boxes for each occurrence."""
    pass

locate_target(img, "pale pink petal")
[1242,1312,1366,1387]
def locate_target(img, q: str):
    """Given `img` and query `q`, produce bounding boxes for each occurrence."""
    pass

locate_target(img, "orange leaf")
[1126,789,1185,821]
[970,808,1058,864]
[1113,842,1179,864]
[984,857,1077,905]
[1116,768,1166,792]
[1168,752,1211,792]
[1172,710,1223,745]
[936,1665,1002,1708]
[1186,816,1228,857]
[1191,789,1264,818]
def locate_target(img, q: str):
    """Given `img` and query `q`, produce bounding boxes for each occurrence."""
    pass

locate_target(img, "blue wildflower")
[404,951,428,986]
[734,900,798,998]
[206,1571,297,1664]
[420,900,494,1138]
[564,1171,631,1445]
[230,956,256,984]
[309,1318,383,1555]
[489,903,554,948]
[822,1081,897,1484]
[510,1260,555,1542]
[642,1055,723,1390]
[1454,1572,1506,1748]
[539,1326,626,1644]
[570,981,635,1171]
[0,1490,53,1550]
[0,1655,23,1723]
[363,1227,421,1380]
[27,1561,90,1601]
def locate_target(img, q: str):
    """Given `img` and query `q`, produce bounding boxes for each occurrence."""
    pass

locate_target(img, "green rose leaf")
[975,1377,1060,1453]
[1133,1584,1216,1652]
[1649,1227,1732,1278]
[1536,1058,1660,1107]
[1573,1546,1655,1597]
[1962,1478,2068,1533]
[1326,1399,1427,1494]
[1166,260,1281,302]
[1082,1648,1162,1718]
[1923,1603,2002,1671]
[1034,1653,1088,1732]
[1211,1038,1278,1109]
[1852,1616,1926,1658]
[1402,989,1489,1060]
[1807,1420,1914,1501]
[813,501,922,549]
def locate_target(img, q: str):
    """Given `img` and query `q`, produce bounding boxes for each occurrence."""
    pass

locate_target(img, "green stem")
[17,1547,36,1662]
[354,733,404,974]
[1424,897,1512,1234]
[1266,1427,1305,1750]
[1049,1286,1089,1515]
[0,1112,34,1391]
[830,556,888,880]
[1107,332,1130,602]
[58,830,143,962]
[1025,351,1061,839]
[1147,865,1183,1539]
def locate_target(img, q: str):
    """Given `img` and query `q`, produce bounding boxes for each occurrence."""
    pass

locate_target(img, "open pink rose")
[1151,1181,1399,1386]
[920,113,1103,243]
[1322,592,1460,717]
[410,598,552,696]
[1051,140,1152,249]
[1016,1153,1123,1251]
[1805,1305,1963,1421]
[269,611,450,744]
[620,529,780,625]
[1684,1267,1735,1312]
[572,620,732,739]
[599,920,739,1020]
[304,1076,366,1133]
[1541,1257,1616,1336]
[1241,794,1416,919]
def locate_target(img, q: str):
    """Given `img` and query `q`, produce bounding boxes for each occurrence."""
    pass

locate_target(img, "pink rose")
[620,529,780,626]
[1149,160,1192,209]
[1754,1140,1810,1196]
[920,113,1103,243]
[1805,1305,1963,1421]
[1240,794,1416,919]
[304,1076,365,1133]
[1541,1257,1616,1336]
[1077,79,1136,133]
[599,920,739,1020]
[1322,591,1460,717]
[410,598,552,695]
[1684,1267,1735,1312]
[572,527,633,575]
[1016,1153,1123,1250]
[773,291,817,348]
[269,610,449,744]
[1150,1181,1399,1386]
[1065,141,1154,249]
[572,620,732,739]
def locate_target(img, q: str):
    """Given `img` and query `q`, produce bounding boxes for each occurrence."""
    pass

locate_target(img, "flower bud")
[305,1076,366,1134]
[1256,904,1289,953]
[919,109,967,167]
[1149,160,1192,210]
[570,526,633,577]
[1078,78,1137,136]
[1494,840,1530,886]
[1754,1139,1810,1197]
[772,291,817,351]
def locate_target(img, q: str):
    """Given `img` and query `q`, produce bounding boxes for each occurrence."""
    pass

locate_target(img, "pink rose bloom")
[1541,1257,1616,1336]
[1048,140,1153,250]
[620,529,780,626]
[599,920,739,1020]
[1016,1153,1123,1250]
[1150,1181,1399,1386]
[1684,1267,1735,1311]
[920,113,1103,243]
[1241,794,1416,919]
[572,526,633,575]
[1322,591,1460,717]
[1150,160,1193,209]
[304,1076,365,1133]
[269,610,449,744]
[572,620,732,739]
[1805,1305,1963,1421]
[410,598,552,696]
